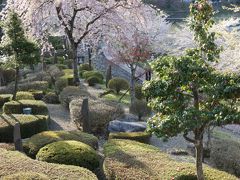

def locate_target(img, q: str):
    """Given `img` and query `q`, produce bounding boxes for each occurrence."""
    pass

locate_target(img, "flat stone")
[108,120,147,133]
[116,113,139,122]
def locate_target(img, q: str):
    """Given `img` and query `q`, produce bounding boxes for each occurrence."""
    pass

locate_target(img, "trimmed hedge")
[59,86,89,108]
[108,77,129,94]
[23,130,98,158]
[60,69,74,86]
[82,71,104,81]
[18,81,49,92]
[3,100,48,115]
[16,91,35,100]
[70,98,124,134]
[87,76,101,86]
[104,139,238,180]
[0,114,48,142]
[129,100,151,121]
[79,64,93,72]
[43,92,60,104]
[0,148,97,180]
[2,172,49,180]
[36,140,99,171]
[109,132,151,143]
[0,94,12,107]
[29,90,45,100]
[55,78,68,94]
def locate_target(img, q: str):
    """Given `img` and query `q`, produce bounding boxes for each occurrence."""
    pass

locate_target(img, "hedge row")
[3,100,48,115]
[103,139,238,180]
[23,130,98,158]
[0,114,49,142]
[0,148,97,180]
[109,132,151,143]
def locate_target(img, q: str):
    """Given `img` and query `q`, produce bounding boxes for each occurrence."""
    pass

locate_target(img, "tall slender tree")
[143,1,240,179]
[0,11,39,100]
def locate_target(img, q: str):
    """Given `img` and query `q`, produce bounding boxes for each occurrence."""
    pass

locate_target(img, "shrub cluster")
[103,139,238,180]
[135,84,144,100]
[0,114,48,142]
[79,64,93,77]
[82,71,103,81]
[36,140,99,171]
[87,76,101,86]
[55,78,68,94]
[23,130,98,158]
[129,100,151,121]
[108,77,129,94]
[0,68,15,85]
[29,90,44,100]
[3,100,48,115]
[43,92,60,104]
[18,81,49,92]
[16,91,35,100]
[0,148,97,179]
[59,86,89,108]
[70,98,124,134]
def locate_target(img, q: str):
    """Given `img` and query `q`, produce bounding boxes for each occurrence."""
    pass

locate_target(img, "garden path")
[47,104,77,131]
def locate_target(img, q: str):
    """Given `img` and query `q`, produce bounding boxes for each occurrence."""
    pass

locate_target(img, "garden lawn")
[103,139,238,180]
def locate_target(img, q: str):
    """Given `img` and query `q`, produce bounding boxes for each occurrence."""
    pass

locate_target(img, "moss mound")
[23,130,98,158]
[103,139,237,180]
[0,114,48,142]
[0,148,97,180]
[2,172,49,180]
[36,140,99,171]
[109,132,151,143]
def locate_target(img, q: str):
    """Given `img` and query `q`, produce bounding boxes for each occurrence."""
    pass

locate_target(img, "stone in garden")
[81,98,90,133]
[108,120,147,133]
[115,113,139,122]
[14,122,23,152]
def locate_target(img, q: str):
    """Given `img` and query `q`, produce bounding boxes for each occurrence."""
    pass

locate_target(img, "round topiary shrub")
[2,172,49,180]
[23,130,98,158]
[108,77,129,94]
[130,100,151,121]
[16,91,35,100]
[59,86,89,108]
[79,63,93,72]
[87,76,101,86]
[36,140,99,171]
[55,78,68,94]
[82,71,104,81]
[43,92,59,104]
[135,84,144,100]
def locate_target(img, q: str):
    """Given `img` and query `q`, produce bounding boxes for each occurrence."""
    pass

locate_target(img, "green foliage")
[60,69,74,86]
[36,140,99,171]
[129,100,151,121]
[0,11,40,67]
[79,63,93,72]
[59,86,89,108]
[55,78,68,94]
[135,84,144,100]
[43,92,59,104]
[29,90,44,100]
[3,100,48,115]
[18,81,49,92]
[16,91,35,100]
[0,114,48,142]
[82,71,103,81]
[56,64,68,70]
[87,76,101,86]
[108,77,129,94]
[0,94,12,107]
[0,68,15,85]
[109,132,151,143]
[0,148,98,179]
[48,36,64,50]
[23,130,98,158]
[103,139,238,180]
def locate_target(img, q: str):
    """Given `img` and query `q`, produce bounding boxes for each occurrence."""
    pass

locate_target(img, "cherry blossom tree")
[104,1,170,104]
[7,0,127,85]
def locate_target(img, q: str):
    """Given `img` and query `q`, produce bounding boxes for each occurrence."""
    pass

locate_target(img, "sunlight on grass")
[104,92,130,106]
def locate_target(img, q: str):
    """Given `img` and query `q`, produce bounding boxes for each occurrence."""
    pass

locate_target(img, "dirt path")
[47,104,77,131]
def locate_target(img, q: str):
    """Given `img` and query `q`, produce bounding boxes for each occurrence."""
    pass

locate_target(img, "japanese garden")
[0,0,240,180]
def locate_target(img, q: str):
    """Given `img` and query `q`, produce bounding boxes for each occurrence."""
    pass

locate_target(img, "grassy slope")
[104,139,238,180]
[0,148,97,180]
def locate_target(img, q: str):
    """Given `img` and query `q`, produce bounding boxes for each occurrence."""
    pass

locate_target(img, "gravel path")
[47,104,77,131]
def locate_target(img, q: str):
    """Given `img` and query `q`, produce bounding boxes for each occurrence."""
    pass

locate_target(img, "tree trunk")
[130,64,136,105]
[88,47,92,68]
[72,44,80,85]
[195,139,204,180]
[12,66,19,100]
